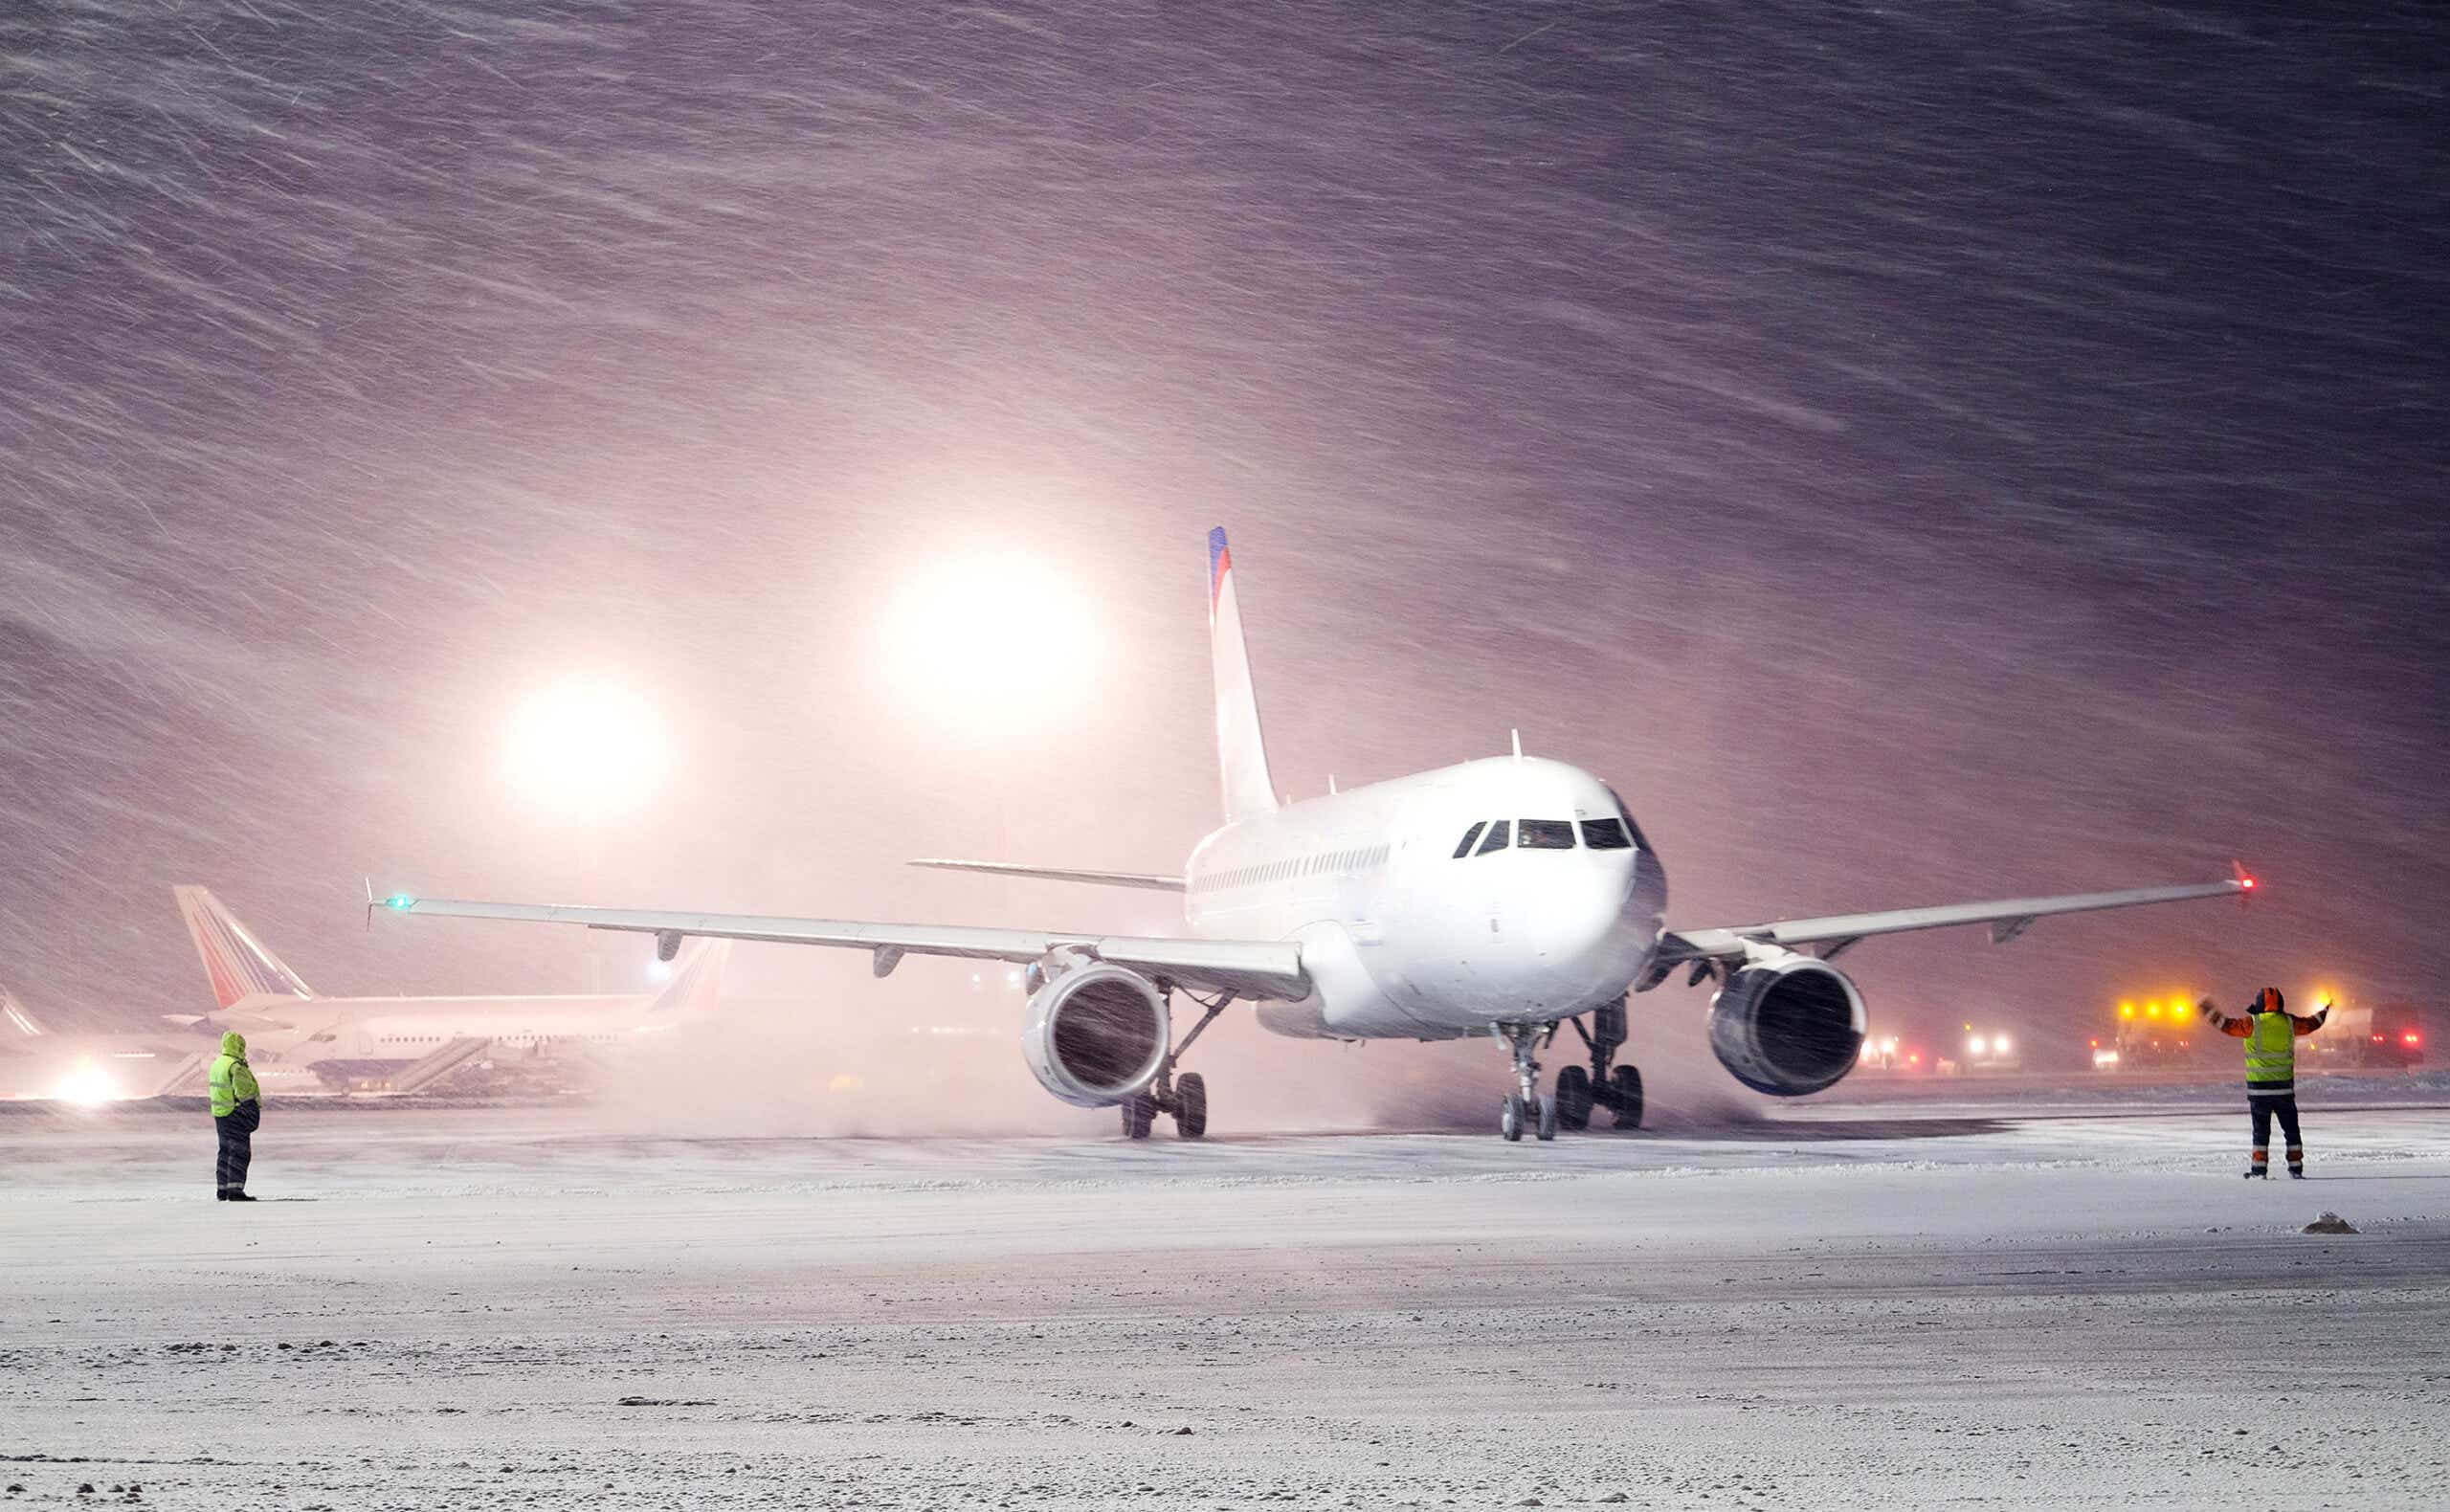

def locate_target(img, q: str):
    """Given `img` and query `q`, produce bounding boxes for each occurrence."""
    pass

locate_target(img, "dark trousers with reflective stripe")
[2248,1092,2303,1169]
[215,1104,257,1192]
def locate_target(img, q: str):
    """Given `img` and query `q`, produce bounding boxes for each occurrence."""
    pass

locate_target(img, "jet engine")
[1019,954,1170,1108]
[1707,948,1867,1097]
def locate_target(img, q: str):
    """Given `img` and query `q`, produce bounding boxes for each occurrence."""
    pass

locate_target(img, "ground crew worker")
[208,1030,262,1201]
[2199,988,2326,1179]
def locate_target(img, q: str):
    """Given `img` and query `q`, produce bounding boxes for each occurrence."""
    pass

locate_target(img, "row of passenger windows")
[1193,842,1393,895]
[375,1034,614,1046]
[1452,816,1636,857]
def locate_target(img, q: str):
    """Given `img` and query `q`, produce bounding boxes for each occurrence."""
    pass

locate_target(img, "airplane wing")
[377,895,1309,1001]
[907,859,1187,892]
[1656,870,2251,967]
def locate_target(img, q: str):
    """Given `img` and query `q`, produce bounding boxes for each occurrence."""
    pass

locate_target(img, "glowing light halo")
[55,1059,118,1105]
[876,552,1099,712]
[501,676,669,817]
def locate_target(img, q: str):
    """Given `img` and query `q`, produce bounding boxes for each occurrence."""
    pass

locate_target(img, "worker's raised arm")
[2198,999,2254,1038]
[2292,1005,2330,1036]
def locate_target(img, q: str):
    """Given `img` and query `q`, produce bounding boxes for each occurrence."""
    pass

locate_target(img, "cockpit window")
[1475,819,1511,856]
[1605,789,1655,855]
[1517,819,1575,850]
[1452,821,1486,859]
[1579,816,1633,851]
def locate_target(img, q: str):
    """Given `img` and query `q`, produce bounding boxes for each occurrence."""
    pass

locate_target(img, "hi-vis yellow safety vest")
[209,1055,258,1118]
[2245,1012,2295,1090]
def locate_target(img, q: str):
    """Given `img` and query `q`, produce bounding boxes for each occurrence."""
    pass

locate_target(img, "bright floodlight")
[501,678,667,815]
[880,553,1096,708]
[55,1060,118,1105]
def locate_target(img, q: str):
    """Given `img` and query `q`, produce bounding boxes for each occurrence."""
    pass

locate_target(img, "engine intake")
[1708,949,1866,1097]
[1020,958,1169,1107]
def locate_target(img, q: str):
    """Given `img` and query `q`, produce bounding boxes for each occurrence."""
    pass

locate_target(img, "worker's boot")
[225,1191,256,1202]
[2241,1168,2266,1179]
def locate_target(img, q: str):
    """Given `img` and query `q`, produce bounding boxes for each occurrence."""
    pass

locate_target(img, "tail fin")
[2,986,45,1037]
[1207,526,1279,823]
[647,938,729,1016]
[173,885,315,1011]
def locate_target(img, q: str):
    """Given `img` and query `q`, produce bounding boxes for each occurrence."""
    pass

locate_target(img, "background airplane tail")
[173,885,316,1011]
[2,985,44,1038]
[647,938,730,1017]
[1208,526,1280,823]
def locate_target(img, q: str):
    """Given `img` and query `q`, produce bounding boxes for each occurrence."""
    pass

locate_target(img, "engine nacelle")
[1019,956,1170,1108]
[1707,948,1867,1097]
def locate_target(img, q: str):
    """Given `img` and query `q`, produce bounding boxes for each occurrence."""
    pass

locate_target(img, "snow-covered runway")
[6,1101,2446,1508]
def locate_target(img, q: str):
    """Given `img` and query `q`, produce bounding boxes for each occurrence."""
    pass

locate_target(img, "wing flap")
[1659,877,2245,963]
[908,859,1187,892]
[382,896,1308,1000]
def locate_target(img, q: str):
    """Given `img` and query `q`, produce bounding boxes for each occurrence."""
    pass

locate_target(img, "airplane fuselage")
[222,993,687,1068]
[1183,757,1666,1039]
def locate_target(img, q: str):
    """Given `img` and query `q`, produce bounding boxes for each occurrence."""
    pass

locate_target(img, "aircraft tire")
[1174,1074,1208,1140]
[1554,1065,1593,1130]
[1536,1091,1559,1143]
[1501,1093,1526,1142]
[1123,1093,1156,1140]
[1610,1064,1644,1129]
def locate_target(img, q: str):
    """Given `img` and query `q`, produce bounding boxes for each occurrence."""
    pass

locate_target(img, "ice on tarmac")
[6,1098,2447,1509]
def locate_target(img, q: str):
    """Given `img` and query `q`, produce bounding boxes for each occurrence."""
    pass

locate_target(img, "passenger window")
[1475,820,1511,856]
[1518,819,1575,849]
[1579,817,1633,850]
[1453,822,1485,859]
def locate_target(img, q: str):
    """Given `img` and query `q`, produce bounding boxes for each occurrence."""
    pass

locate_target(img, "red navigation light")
[2406,1033,2422,1046]
[2241,876,2255,890]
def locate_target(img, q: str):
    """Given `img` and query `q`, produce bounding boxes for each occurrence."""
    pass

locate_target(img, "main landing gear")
[1123,988,1231,1141]
[1492,996,1644,1141]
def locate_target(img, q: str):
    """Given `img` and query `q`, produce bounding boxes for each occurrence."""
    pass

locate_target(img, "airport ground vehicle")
[2309,1000,2425,1070]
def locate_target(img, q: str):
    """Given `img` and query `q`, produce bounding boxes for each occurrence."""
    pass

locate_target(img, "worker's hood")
[219,1031,247,1057]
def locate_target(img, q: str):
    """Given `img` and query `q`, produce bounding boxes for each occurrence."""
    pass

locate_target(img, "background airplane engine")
[1707,948,1867,1097]
[1019,960,1170,1107]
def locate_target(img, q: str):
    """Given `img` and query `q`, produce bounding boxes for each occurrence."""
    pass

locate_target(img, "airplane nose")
[1527,853,1659,996]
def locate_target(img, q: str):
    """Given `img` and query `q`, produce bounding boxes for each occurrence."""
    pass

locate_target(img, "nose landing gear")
[1492,997,1644,1141]
[1492,1023,1560,1142]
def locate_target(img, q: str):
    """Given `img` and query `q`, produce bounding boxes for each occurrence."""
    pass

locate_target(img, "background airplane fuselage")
[227,993,689,1068]
[1185,757,1666,1039]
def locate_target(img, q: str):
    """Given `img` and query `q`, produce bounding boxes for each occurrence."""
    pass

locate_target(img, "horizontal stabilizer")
[908,859,1188,893]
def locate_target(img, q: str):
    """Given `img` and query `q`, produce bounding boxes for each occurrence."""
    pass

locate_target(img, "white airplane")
[171,885,729,1092]
[381,528,2248,1139]
[0,984,216,1102]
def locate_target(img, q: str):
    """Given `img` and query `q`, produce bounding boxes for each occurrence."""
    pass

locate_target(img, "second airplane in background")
[172,886,728,1093]
[384,528,2246,1140]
